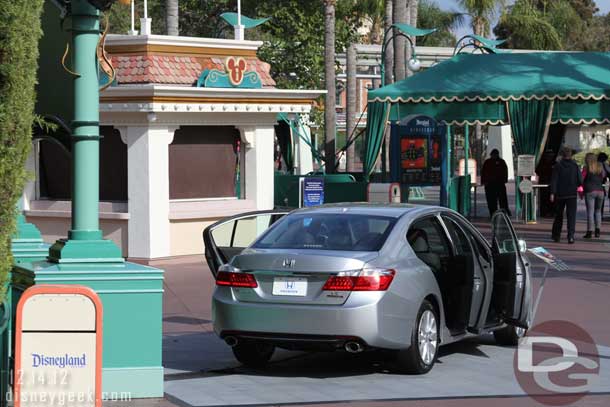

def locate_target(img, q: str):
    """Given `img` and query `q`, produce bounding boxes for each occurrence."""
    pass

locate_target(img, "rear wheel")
[494,325,526,346]
[232,340,275,368]
[395,300,439,374]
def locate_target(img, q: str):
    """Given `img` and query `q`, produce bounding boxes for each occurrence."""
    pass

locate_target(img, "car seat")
[408,229,441,273]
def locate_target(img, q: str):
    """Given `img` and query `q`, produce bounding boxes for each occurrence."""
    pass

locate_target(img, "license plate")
[272,277,307,296]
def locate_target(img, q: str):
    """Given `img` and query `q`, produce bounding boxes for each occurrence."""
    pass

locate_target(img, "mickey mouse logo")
[225,57,247,86]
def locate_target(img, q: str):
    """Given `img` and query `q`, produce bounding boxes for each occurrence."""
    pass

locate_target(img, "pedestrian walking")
[481,149,511,217]
[581,153,607,238]
[550,146,583,244]
[598,152,610,218]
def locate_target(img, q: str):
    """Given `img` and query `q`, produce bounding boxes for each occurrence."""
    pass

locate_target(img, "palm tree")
[324,0,337,172]
[409,0,419,28]
[166,0,179,35]
[393,0,407,81]
[384,0,394,84]
[346,44,357,172]
[494,0,563,50]
[458,1,504,170]
[417,0,464,47]
[356,0,385,44]
[458,0,504,36]
[406,0,419,77]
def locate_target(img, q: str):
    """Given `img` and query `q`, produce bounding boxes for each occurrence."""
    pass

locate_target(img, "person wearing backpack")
[550,146,583,244]
[581,153,607,238]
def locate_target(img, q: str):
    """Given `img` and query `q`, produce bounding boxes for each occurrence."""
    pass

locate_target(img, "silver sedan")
[203,204,531,374]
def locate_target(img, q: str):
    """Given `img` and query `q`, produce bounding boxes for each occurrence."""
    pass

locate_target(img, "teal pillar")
[47,0,122,263]
[464,125,469,178]
[462,126,471,216]
[440,126,451,207]
[11,199,50,264]
[12,0,164,398]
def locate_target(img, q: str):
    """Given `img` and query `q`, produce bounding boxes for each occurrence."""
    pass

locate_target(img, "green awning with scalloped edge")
[368,52,610,125]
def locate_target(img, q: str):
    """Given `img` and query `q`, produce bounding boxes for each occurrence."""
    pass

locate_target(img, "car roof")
[291,202,450,219]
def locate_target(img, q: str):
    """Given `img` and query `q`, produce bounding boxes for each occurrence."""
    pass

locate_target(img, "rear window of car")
[252,213,397,251]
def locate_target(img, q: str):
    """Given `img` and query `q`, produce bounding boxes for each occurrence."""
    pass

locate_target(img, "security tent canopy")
[364,51,610,215]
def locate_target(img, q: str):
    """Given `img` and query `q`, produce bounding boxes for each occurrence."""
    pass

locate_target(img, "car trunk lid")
[230,250,378,305]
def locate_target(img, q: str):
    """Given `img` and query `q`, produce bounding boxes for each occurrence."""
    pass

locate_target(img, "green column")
[47,0,121,263]
[71,0,101,240]
[464,125,469,178]
[462,125,471,216]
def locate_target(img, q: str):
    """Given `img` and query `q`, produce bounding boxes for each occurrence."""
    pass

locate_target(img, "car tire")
[493,325,526,346]
[395,300,439,374]
[232,340,275,368]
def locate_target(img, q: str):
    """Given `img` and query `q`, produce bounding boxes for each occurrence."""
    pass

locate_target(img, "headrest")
[408,229,429,253]
[411,235,429,253]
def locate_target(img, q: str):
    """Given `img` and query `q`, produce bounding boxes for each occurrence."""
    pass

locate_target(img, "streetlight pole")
[48,0,122,263]
[378,23,434,180]
[379,23,435,86]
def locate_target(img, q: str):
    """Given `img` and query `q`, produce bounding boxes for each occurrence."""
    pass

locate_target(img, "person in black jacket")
[481,149,511,217]
[550,146,583,244]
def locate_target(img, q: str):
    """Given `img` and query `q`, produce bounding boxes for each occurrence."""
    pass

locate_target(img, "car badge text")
[282,259,296,268]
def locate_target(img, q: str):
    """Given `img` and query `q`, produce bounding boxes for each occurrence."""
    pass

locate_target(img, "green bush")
[0,0,45,300]
[574,146,610,166]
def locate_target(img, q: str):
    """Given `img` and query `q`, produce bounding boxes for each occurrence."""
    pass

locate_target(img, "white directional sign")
[517,154,536,177]
[14,285,103,407]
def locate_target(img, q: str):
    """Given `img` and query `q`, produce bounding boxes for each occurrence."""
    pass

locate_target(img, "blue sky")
[433,0,610,39]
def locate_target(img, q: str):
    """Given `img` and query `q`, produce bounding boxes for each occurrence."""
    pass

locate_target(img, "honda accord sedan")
[203,204,531,374]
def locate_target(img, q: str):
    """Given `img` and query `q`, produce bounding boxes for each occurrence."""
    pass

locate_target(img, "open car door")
[440,214,493,335]
[203,210,290,277]
[491,211,531,329]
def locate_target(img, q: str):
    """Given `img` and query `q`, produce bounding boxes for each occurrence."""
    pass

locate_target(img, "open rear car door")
[490,211,531,329]
[203,210,290,277]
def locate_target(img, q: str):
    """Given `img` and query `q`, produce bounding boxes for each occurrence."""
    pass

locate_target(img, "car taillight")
[323,269,395,291]
[216,271,258,288]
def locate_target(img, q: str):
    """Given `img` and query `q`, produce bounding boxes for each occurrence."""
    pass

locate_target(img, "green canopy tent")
[365,51,610,219]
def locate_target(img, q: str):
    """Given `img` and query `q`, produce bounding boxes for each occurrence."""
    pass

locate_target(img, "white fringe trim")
[369,93,610,104]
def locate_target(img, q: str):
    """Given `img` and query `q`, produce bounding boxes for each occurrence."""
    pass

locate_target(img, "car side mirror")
[518,239,527,254]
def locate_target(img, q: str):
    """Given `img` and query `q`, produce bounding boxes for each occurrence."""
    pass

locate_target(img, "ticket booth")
[389,115,448,204]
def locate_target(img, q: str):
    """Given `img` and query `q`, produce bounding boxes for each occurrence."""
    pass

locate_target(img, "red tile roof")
[111,55,276,87]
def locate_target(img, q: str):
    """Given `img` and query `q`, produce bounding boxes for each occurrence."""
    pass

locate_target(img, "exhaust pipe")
[344,341,364,353]
[225,336,238,347]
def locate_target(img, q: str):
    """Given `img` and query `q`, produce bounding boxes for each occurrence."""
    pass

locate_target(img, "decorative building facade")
[28,33,322,260]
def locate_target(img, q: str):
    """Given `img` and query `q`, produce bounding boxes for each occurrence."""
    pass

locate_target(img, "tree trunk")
[471,15,484,172]
[324,0,336,173]
[166,0,179,36]
[405,0,418,77]
[346,44,357,172]
[393,0,407,81]
[383,0,394,85]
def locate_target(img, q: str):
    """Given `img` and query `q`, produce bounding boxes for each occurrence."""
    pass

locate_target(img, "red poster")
[400,138,427,169]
